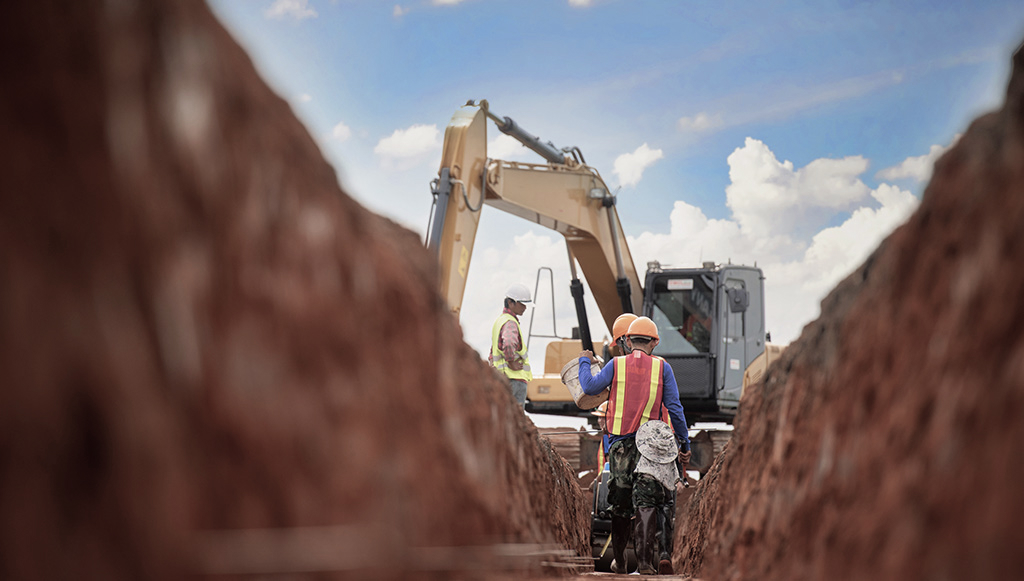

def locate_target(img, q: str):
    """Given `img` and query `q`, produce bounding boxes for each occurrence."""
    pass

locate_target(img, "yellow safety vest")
[490,312,532,381]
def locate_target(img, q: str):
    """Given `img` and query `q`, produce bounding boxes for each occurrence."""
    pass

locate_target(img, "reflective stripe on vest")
[490,312,532,381]
[607,350,667,436]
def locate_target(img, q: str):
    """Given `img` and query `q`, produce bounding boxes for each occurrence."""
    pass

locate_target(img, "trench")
[3,1,1023,580]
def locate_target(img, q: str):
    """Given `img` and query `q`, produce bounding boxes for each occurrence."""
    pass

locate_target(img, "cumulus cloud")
[626,139,919,344]
[432,0,467,5]
[374,124,441,169]
[678,112,723,133]
[297,93,312,103]
[569,0,594,6]
[330,121,352,142]
[488,134,532,161]
[797,184,918,294]
[265,0,318,20]
[725,137,871,240]
[455,137,927,362]
[393,5,408,17]
[614,143,663,188]
[875,135,960,183]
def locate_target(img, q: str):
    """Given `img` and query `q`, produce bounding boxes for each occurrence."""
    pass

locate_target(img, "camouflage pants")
[607,437,670,518]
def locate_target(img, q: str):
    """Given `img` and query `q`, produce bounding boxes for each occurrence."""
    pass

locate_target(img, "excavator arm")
[426,101,643,345]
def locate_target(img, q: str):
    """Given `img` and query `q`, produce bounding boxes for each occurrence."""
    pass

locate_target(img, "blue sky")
[209,0,1022,358]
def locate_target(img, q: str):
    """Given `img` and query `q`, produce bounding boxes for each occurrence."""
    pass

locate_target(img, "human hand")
[507,359,524,371]
[579,350,595,360]
[679,450,691,466]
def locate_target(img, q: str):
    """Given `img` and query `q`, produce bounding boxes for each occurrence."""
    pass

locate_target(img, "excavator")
[426,100,769,571]
[426,99,767,436]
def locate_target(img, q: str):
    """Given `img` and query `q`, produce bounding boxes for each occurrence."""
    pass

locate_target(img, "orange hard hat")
[612,313,638,341]
[591,401,608,417]
[627,316,659,340]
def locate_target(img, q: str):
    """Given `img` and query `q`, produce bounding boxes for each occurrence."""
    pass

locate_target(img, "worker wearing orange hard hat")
[611,313,637,356]
[577,316,690,575]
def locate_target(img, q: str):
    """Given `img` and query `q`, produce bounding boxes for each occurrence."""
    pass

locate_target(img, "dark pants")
[607,437,670,518]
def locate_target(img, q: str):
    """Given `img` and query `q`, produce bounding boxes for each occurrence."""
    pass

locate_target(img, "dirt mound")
[0,1,587,578]
[676,41,1024,580]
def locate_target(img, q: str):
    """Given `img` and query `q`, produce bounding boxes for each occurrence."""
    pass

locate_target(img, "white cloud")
[374,124,441,170]
[626,139,919,344]
[454,137,925,364]
[747,69,905,125]
[264,0,318,21]
[330,121,352,142]
[677,112,723,133]
[569,0,594,6]
[614,143,663,188]
[393,5,408,17]
[797,183,918,295]
[725,137,870,240]
[488,134,532,161]
[298,93,312,103]
[432,0,467,5]
[875,135,960,183]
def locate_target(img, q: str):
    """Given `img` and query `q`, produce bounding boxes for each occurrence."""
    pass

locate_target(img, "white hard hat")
[505,283,532,303]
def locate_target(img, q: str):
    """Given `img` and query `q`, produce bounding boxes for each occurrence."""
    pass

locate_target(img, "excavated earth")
[6,0,1024,580]
[0,1,590,579]
[675,41,1024,581]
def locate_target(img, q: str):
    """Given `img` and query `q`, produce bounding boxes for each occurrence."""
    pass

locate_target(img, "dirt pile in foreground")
[676,42,1024,581]
[0,1,588,578]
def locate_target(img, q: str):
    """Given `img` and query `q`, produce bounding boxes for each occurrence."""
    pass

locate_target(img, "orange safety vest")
[606,350,670,436]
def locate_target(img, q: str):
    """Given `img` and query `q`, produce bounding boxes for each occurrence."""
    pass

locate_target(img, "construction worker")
[577,316,691,575]
[636,420,683,575]
[489,283,533,408]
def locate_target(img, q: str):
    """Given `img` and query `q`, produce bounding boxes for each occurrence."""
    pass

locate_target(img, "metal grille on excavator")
[663,355,713,399]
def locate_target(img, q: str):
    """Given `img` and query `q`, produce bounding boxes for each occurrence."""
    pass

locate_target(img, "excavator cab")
[644,262,766,422]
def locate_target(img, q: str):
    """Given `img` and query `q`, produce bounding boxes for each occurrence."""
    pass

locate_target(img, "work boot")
[609,514,631,574]
[658,502,674,574]
[634,507,658,575]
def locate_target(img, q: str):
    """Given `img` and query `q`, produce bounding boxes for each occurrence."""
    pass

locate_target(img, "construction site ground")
[2,1,1023,579]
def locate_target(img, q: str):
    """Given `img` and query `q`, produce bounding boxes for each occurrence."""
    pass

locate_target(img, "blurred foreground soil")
[0,1,587,578]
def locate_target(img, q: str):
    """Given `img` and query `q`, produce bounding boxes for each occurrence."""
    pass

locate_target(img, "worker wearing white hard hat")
[489,283,533,408]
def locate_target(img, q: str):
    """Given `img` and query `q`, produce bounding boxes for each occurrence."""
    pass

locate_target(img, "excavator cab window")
[647,276,713,355]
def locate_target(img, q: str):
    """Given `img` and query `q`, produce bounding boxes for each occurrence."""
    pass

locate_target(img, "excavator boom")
[427,101,642,338]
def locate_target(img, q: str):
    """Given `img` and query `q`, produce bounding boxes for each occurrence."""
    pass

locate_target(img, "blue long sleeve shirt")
[579,355,690,450]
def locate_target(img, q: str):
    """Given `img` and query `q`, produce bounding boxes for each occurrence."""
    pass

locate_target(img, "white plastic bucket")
[560,356,609,410]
